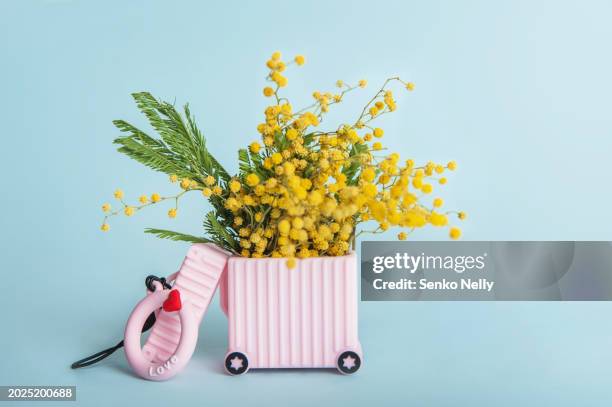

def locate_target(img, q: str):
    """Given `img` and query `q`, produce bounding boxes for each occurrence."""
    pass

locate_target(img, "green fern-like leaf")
[113,92,230,186]
[238,149,252,174]
[204,211,238,253]
[343,142,370,185]
[144,228,213,243]
[113,120,191,177]
[112,92,238,250]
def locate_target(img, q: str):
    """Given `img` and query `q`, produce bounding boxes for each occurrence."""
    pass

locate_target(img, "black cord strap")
[70,275,171,369]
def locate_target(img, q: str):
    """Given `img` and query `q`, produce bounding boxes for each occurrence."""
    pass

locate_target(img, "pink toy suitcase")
[124,244,362,380]
[219,254,362,374]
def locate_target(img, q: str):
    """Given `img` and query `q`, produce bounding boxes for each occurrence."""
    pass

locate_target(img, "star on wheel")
[229,356,244,371]
[342,355,356,370]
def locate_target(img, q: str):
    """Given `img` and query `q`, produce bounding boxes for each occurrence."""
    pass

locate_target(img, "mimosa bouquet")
[100,52,465,268]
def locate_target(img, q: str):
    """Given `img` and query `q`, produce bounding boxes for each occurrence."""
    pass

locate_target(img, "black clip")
[145,275,172,292]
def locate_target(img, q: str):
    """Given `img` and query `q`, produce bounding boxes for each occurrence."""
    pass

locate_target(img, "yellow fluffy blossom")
[124,206,135,216]
[100,223,110,232]
[114,189,124,200]
[139,195,148,204]
[180,178,191,190]
[308,190,323,205]
[286,128,298,140]
[449,227,461,239]
[271,152,283,164]
[168,208,177,218]
[204,175,215,186]
[294,55,305,65]
[102,203,111,212]
[151,193,161,203]
[429,212,448,226]
[278,219,291,235]
[246,173,260,187]
[292,217,304,229]
[229,179,241,193]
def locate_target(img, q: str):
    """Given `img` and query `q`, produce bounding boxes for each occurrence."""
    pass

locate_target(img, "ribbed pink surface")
[142,244,228,364]
[225,253,361,368]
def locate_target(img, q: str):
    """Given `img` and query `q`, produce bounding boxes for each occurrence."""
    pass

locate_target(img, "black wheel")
[336,350,361,374]
[225,352,249,375]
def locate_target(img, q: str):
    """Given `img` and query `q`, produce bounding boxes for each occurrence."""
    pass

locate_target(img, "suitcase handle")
[124,288,199,381]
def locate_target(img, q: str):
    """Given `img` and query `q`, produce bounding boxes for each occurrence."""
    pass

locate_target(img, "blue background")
[2,0,612,405]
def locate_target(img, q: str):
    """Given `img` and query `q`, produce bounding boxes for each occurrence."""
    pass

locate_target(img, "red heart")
[162,289,182,312]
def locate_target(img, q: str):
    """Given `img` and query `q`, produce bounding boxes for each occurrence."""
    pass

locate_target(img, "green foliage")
[114,93,237,252]
[273,130,289,150]
[204,211,239,253]
[343,142,369,185]
[144,228,212,244]
[113,92,230,184]
[238,148,252,174]
[238,148,269,182]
